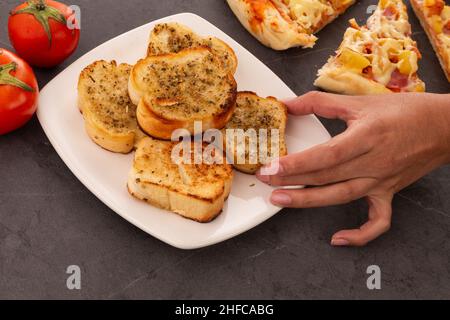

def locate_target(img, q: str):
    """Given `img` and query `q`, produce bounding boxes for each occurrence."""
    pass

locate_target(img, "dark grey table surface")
[0,0,449,299]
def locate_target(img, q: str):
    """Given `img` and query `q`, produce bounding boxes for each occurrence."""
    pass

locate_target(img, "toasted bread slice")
[129,47,237,140]
[147,22,238,74]
[224,92,288,174]
[78,60,142,153]
[128,137,233,222]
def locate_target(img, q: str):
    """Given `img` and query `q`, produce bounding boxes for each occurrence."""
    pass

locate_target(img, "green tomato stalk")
[0,62,34,92]
[11,0,67,46]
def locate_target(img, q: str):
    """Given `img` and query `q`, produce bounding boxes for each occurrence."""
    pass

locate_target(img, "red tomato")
[0,49,39,135]
[8,0,80,68]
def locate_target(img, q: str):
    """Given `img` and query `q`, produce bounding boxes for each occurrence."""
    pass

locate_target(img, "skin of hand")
[257,91,450,247]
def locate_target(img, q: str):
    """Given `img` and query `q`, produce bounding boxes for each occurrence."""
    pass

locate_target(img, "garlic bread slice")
[129,47,237,140]
[148,22,237,74]
[224,91,288,174]
[78,60,141,153]
[128,136,233,222]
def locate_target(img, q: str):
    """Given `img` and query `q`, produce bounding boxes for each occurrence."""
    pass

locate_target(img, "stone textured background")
[0,0,449,299]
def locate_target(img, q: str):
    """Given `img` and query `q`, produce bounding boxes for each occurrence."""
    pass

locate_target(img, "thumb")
[331,194,393,247]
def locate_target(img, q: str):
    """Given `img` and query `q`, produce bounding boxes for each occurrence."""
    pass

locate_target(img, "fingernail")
[270,193,292,206]
[256,171,269,183]
[331,238,350,246]
[274,161,284,175]
[281,97,296,104]
[260,161,284,176]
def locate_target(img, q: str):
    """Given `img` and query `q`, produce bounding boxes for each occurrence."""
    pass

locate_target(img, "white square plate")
[37,13,331,249]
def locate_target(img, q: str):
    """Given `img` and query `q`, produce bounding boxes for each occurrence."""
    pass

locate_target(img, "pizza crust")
[314,69,392,95]
[227,0,317,50]
[411,0,450,82]
[226,0,355,50]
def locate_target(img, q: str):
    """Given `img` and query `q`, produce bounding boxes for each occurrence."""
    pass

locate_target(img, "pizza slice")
[314,0,426,94]
[227,0,356,50]
[411,0,450,82]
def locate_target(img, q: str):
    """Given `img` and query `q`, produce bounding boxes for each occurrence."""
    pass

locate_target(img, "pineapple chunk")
[397,50,418,75]
[380,38,403,55]
[379,0,389,9]
[348,28,363,40]
[431,15,443,33]
[415,83,425,92]
[337,48,371,71]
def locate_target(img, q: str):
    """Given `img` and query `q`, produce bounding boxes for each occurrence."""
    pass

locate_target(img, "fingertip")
[270,191,292,206]
[281,95,309,115]
[259,159,285,176]
[331,238,350,246]
[281,97,298,104]
[331,229,357,246]
[256,170,269,183]
[332,229,354,240]
[332,229,369,247]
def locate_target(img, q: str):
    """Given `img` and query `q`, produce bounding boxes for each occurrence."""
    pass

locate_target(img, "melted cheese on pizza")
[319,0,425,92]
[228,0,356,49]
[367,0,411,39]
[336,28,420,87]
[284,0,335,32]
[251,0,353,34]
[420,0,450,62]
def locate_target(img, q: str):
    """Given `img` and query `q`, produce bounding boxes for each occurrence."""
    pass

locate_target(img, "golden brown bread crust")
[136,98,186,140]
[127,184,225,223]
[127,185,223,223]
[78,60,139,154]
[224,91,288,174]
[411,0,450,82]
[147,22,238,74]
[129,47,237,140]
[127,137,233,222]
[137,91,237,140]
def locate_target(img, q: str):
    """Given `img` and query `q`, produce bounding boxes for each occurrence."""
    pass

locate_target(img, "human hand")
[257,91,450,246]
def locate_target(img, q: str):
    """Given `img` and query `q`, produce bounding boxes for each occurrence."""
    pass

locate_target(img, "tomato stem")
[11,0,67,46]
[0,62,34,92]
[36,0,46,11]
